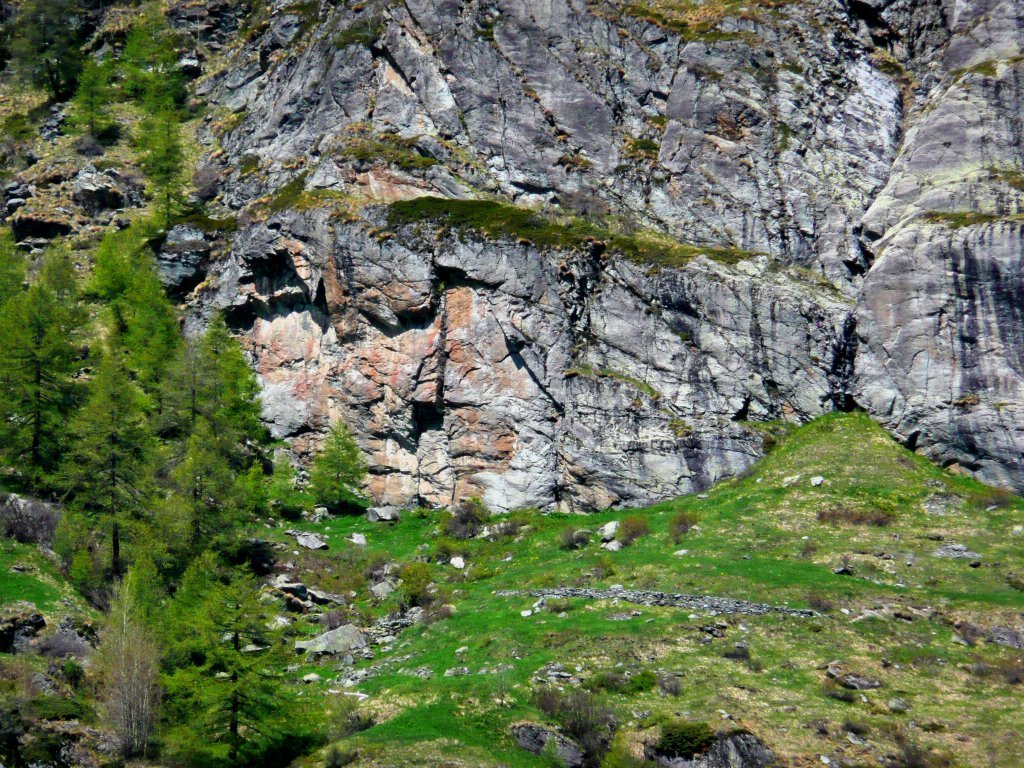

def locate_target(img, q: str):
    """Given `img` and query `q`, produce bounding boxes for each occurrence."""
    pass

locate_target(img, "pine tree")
[0,230,25,306]
[70,58,112,138]
[8,0,84,99]
[168,419,241,549]
[161,317,265,460]
[0,247,82,489]
[121,14,186,108]
[137,107,184,226]
[310,421,368,513]
[62,356,155,577]
[91,226,180,397]
[200,316,266,448]
[164,567,307,768]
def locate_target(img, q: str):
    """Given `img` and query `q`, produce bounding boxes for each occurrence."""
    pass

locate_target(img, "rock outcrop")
[166,0,1024,507]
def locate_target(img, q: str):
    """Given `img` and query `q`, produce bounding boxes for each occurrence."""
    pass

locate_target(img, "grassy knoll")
[266,412,1024,767]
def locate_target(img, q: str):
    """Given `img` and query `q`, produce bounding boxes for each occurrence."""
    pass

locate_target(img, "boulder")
[295,624,366,657]
[370,580,396,600]
[71,168,125,214]
[598,521,618,542]
[269,574,308,598]
[157,225,211,296]
[285,530,328,550]
[826,662,881,690]
[307,588,345,605]
[933,543,981,559]
[0,603,46,653]
[511,723,584,768]
[367,506,401,523]
[651,730,775,768]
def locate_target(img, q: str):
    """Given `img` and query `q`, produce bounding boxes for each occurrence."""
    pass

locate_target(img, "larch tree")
[62,355,155,578]
[310,421,368,513]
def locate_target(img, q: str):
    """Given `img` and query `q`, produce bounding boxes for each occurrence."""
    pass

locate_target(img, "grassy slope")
[273,412,1024,767]
[0,539,80,614]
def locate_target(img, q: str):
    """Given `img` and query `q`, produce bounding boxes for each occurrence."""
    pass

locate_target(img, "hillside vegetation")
[265,413,1024,767]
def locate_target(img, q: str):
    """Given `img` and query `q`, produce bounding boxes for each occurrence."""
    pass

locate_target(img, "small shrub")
[656,720,714,758]
[36,632,90,659]
[585,669,656,695]
[973,486,1015,510]
[1005,572,1024,592]
[968,655,1024,685]
[398,562,434,608]
[593,555,616,579]
[533,687,616,766]
[445,497,489,540]
[799,539,818,559]
[560,526,591,550]
[657,674,682,696]
[489,520,520,539]
[61,659,84,690]
[362,555,390,582]
[843,720,869,736]
[806,593,834,613]
[722,644,751,662]
[817,507,893,526]
[617,515,650,546]
[0,496,60,546]
[325,746,358,767]
[668,511,697,543]
[31,695,86,721]
[432,538,468,563]
[822,682,855,703]
[545,598,573,613]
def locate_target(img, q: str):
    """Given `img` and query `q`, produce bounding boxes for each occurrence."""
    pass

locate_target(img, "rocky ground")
[247,413,1024,767]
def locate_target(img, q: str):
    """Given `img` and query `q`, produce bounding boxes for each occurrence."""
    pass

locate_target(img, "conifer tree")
[169,419,241,548]
[70,58,112,138]
[91,226,180,397]
[0,247,82,489]
[0,230,24,306]
[161,317,265,460]
[138,107,185,226]
[8,0,84,99]
[310,421,368,512]
[62,356,155,577]
[164,566,306,768]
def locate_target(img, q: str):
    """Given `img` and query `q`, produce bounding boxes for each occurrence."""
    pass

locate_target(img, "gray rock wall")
[176,0,1024,508]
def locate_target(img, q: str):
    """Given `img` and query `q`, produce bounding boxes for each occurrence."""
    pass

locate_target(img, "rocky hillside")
[6,0,1024,513]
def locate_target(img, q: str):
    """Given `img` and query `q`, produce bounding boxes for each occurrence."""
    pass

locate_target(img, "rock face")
[511,723,585,768]
[652,731,775,768]
[173,0,1024,508]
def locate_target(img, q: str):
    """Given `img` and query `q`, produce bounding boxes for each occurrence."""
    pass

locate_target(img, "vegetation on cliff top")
[387,196,756,268]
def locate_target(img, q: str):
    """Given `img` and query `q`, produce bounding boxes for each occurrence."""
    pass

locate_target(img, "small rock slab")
[598,521,618,542]
[826,662,881,690]
[933,543,980,559]
[511,723,584,768]
[285,530,328,550]
[295,624,366,657]
[367,506,401,523]
[370,580,396,600]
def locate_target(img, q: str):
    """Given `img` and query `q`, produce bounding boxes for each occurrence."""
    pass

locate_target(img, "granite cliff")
[52,0,1024,509]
